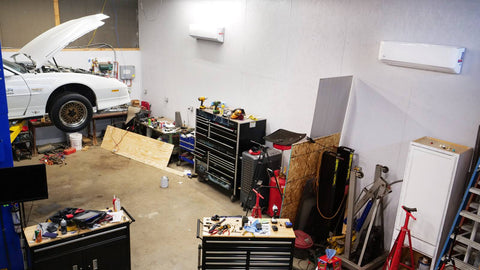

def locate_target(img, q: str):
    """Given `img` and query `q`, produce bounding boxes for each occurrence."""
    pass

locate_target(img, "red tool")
[251,189,264,218]
[63,147,76,155]
[383,206,417,270]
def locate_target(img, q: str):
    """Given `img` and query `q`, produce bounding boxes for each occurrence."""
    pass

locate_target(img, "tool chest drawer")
[194,109,266,201]
[202,239,293,269]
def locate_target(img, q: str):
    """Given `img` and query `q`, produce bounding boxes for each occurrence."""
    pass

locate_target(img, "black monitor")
[0,164,48,204]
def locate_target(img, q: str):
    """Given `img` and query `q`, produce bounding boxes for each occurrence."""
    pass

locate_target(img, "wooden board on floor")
[281,133,340,221]
[101,125,183,176]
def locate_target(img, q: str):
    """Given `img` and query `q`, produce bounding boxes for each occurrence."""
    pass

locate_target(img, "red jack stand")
[251,189,264,218]
[383,206,417,270]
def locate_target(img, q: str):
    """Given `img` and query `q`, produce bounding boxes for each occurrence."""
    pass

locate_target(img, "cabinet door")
[82,238,130,270]
[33,251,83,270]
[396,145,457,246]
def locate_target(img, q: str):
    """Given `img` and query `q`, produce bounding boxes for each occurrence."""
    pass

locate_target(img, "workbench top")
[24,210,131,248]
[199,109,265,123]
[200,217,295,239]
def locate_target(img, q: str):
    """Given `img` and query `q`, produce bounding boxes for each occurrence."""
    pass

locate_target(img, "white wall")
[139,0,480,248]
[2,50,142,144]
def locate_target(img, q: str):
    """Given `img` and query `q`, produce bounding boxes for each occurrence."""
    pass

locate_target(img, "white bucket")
[161,176,169,188]
[69,133,83,151]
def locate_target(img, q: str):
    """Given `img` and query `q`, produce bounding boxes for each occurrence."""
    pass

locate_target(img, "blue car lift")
[0,42,24,270]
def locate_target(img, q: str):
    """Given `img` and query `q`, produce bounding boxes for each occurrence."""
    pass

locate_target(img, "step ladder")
[435,157,480,270]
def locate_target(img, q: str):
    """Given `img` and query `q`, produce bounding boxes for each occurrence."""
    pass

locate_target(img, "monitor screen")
[0,164,48,204]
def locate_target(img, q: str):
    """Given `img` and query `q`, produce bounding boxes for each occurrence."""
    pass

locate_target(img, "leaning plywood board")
[101,125,183,176]
[281,133,340,221]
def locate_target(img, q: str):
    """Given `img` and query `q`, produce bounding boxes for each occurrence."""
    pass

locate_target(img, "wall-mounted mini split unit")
[379,41,465,74]
[189,24,225,43]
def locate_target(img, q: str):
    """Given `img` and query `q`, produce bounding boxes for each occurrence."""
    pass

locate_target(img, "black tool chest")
[194,109,266,201]
[197,217,295,270]
[24,209,134,270]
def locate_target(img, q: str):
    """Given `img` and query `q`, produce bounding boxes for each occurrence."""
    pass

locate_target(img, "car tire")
[49,92,93,132]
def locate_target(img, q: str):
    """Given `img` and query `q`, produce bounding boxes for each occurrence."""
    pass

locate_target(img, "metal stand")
[339,165,389,270]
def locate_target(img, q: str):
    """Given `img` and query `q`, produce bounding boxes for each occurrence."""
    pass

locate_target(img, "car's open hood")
[16,14,109,69]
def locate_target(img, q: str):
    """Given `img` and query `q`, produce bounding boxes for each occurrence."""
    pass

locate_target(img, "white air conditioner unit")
[378,41,465,74]
[189,24,225,43]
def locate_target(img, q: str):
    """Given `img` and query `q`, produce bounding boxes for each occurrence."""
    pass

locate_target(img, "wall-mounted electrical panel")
[379,41,465,74]
[189,24,225,43]
[120,65,135,80]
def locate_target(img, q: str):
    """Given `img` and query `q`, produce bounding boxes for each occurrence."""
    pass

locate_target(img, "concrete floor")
[16,145,244,270]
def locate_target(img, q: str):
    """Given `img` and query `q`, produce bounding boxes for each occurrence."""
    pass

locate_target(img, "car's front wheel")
[49,93,93,132]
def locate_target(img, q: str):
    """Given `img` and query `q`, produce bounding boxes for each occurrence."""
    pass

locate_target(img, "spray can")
[34,229,42,243]
[113,195,121,212]
[60,219,67,235]
[113,195,117,211]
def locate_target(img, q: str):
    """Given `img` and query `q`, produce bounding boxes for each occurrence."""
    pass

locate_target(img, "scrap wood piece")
[281,133,340,221]
[101,125,183,176]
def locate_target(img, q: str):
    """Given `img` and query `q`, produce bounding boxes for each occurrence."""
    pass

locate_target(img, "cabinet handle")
[196,219,203,240]
[198,244,203,269]
[209,137,234,150]
[121,207,136,222]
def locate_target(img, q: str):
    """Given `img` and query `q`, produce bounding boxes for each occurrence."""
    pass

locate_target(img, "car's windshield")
[3,58,27,73]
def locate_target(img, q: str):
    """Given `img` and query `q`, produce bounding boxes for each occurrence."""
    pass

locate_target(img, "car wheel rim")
[59,101,88,128]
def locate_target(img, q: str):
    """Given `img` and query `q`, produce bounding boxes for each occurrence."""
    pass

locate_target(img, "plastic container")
[161,176,169,188]
[417,257,430,270]
[69,132,82,151]
[113,195,121,212]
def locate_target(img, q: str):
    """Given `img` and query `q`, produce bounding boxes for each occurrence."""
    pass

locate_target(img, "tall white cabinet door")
[396,146,457,247]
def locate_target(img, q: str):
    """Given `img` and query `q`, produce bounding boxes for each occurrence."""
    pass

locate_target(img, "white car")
[2,14,130,132]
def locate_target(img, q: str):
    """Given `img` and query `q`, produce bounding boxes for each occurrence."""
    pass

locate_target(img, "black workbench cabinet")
[199,237,294,269]
[27,222,132,270]
[194,109,266,201]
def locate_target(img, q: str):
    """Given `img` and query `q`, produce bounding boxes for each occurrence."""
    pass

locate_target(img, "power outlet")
[188,106,194,112]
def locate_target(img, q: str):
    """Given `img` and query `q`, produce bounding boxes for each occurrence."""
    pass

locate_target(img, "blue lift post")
[0,42,24,270]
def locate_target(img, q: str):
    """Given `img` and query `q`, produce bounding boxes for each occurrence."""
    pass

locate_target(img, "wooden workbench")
[199,217,295,238]
[24,210,131,248]
[197,217,296,269]
[28,110,128,155]
[24,209,134,270]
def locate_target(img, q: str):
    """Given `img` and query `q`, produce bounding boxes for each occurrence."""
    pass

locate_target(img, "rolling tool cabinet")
[194,109,266,201]
[197,217,295,269]
[24,209,134,270]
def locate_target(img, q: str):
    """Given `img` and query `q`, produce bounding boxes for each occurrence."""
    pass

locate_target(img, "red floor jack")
[383,206,417,270]
[251,189,264,218]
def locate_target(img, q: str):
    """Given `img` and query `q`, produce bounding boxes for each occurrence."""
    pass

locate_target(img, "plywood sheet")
[281,133,341,221]
[101,125,182,176]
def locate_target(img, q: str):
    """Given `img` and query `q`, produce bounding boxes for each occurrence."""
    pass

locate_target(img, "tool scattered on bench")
[208,218,225,234]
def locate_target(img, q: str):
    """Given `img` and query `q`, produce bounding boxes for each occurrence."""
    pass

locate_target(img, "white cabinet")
[392,137,472,268]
